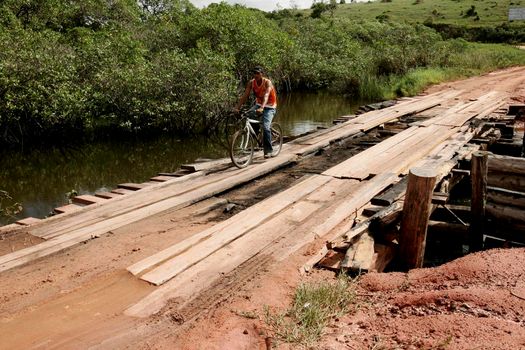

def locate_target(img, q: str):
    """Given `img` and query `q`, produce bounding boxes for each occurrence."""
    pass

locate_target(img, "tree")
[310,0,337,19]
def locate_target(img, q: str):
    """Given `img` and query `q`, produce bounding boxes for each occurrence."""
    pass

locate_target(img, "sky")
[189,0,328,12]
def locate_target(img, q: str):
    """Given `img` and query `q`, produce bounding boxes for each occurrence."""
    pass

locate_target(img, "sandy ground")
[1,67,525,349]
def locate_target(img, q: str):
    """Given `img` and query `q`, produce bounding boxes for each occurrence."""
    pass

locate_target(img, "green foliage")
[0,0,525,149]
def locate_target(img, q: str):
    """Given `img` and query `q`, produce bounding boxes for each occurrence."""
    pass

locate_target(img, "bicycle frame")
[241,114,263,147]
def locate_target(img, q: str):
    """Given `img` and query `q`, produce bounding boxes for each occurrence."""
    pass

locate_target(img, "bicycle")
[229,110,283,169]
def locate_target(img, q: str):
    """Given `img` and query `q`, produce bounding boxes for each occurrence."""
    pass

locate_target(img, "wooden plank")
[138,198,324,285]
[181,158,232,172]
[150,175,176,182]
[323,126,420,179]
[117,183,148,191]
[487,187,525,209]
[370,243,396,273]
[72,195,107,205]
[128,175,331,279]
[15,217,42,226]
[362,205,385,217]
[306,173,398,242]
[94,191,122,199]
[54,204,84,214]
[372,177,408,206]
[317,250,344,271]
[0,224,21,234]
[340,232,375,272]
[110,188,136,195]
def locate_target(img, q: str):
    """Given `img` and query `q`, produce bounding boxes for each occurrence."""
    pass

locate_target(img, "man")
[234,66,278,158]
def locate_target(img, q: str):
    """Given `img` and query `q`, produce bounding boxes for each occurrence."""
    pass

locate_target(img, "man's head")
[252,66,264,81]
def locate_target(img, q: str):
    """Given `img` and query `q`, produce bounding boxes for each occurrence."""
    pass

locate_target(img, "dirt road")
[1,67,525,349]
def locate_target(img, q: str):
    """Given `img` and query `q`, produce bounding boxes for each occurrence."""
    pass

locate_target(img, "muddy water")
[0,92,366,224]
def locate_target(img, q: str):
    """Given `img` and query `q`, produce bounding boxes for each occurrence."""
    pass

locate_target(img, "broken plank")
[340,232,375,272]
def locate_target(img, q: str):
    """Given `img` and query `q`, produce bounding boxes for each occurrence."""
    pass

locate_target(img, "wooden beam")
[487,186,525,209]
[486,203,525,225]
[471,151,488,251]
[399,167,437,269]
[488,154,525,175]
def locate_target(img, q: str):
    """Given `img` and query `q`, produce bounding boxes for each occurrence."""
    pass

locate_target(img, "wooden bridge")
[1,67,525,324]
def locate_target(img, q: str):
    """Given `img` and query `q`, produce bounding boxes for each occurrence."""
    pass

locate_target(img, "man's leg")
[262,108,276,156]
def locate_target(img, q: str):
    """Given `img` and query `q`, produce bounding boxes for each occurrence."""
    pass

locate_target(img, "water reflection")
[0,92,365,223]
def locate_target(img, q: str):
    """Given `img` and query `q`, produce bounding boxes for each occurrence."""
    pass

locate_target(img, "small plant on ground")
[264,275,357,348]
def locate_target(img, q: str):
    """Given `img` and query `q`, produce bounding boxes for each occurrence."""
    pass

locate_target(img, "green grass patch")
[371,42,525,100]
[332,0,523,27]
[264,276,357,348]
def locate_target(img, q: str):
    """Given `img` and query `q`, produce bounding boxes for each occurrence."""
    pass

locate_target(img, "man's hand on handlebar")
[256,107,264,115]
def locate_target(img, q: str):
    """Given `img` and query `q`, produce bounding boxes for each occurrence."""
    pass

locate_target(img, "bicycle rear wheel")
[270,122,283,156]
[230,128,254,168]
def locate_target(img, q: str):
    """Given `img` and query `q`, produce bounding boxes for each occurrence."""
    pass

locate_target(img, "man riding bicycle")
[234,66,278,158]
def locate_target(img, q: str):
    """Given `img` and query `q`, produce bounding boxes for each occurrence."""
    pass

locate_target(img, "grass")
[264,275,357,348]
[370,42,525,100]
[330,0,525,27]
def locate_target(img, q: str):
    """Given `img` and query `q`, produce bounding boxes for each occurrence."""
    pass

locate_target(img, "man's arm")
[235,80,252,112]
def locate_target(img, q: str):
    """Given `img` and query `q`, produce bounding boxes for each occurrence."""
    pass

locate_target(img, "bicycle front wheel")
[230,128,254,168]
[270,122,283,156]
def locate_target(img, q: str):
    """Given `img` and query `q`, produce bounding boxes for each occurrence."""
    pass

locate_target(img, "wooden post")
[470,151,488,251]
[399,167,437,269]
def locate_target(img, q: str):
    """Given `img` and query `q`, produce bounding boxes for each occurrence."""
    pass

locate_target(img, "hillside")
[318,0,525,27]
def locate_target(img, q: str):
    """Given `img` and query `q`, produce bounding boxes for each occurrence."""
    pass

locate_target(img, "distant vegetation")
[325,0,525,42]
[0,0,524,149]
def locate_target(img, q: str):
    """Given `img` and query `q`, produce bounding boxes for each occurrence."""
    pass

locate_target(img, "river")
[0,92,367,224]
